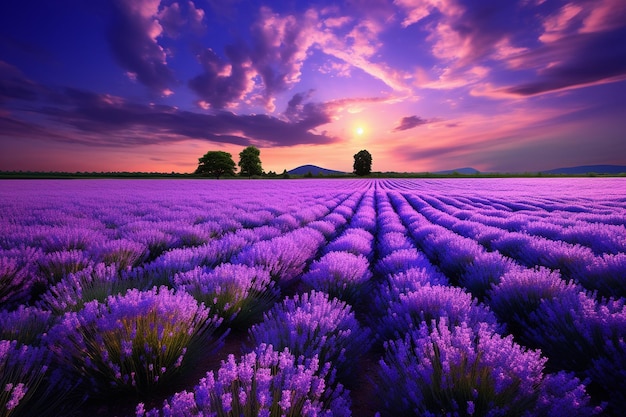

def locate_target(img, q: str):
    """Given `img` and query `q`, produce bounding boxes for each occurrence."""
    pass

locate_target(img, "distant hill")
[288,165,345,176]
[542,165,626,175]
[434,167,480,175]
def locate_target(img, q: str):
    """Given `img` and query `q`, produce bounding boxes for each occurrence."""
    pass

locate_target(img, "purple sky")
[1,0,625,173]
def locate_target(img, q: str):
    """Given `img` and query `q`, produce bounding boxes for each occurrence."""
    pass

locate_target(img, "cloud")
[189,5,412,110]
[107,0,175,95]
[394,115,430,131]
[1,85,337,148]
[396,0,626,96]
[158,1,205,37]
[188,6,319,111]
[494,1,626,97]
[502,27,626,96]
[249,7,319,110]
[0,61,41,102]
[189,44,257,109]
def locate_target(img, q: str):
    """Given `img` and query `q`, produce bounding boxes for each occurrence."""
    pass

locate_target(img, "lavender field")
[1,178,625,417]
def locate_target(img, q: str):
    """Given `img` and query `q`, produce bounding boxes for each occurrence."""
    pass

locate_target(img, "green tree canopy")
[353,149,372,176]
[238,146,263,178]
[195,151,236,179]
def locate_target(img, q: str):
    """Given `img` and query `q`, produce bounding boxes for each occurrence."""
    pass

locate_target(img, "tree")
[238,146,263,178]
[195,151,236,179]
[353,150,372,176]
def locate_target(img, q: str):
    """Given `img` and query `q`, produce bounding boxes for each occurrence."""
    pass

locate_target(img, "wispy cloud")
[1,80,339,148]
[393,115,430,131]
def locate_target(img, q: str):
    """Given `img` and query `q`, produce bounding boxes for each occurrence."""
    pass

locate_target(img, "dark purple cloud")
[285,90,315,121]
[1,80,337,147]
[158,1,205,37]
[189,44,254,109]
[394,115,430,131]
[107,0,175,95]
[504,27,626,96]
[190,6,316,110]
[0,61,41,102]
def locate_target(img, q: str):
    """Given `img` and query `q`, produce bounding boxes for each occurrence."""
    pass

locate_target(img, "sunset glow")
[1,0,625,173]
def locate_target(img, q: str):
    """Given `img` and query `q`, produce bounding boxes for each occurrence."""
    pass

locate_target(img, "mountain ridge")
[541,165,626,174]
[287,164,345,176]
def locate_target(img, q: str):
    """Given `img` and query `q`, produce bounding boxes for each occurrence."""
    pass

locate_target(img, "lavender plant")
[301,251,373,305]
[174,263,280,329]
[137,344,352,417]
[588,303,626,414]
[39,263,139,314]
[569,252,626,298]
[487,267,583,340]
[459,252,517,299]
[36,249,94,285]
[0,340,51,417]
[234,228,325,288]
[375,284,503,344]
[91,238,148,270]
[371,267,449,317]
[248,291,372,382]
[122,227,177,260]
[46,286,225,396]
[324,229,374,259]
[377,319,595,417]
[374,249,433,277]
[0,254,33,307]
[0,306,53,346]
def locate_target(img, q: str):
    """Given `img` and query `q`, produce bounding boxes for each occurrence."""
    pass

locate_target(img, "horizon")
[1,0,626,174]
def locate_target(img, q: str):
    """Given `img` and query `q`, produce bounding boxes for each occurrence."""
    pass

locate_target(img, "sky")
[1,0,625,174]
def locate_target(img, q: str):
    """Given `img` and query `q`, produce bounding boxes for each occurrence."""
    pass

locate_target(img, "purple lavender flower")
[248,291,372,382]
[0,306,53,346]
[122,226,177,260]
[0,251,36,307]
[42,226,105,253]
[488,267,582,338]
[375,284,503,344]
[234,228,325,288]
[139,344,351,417]
[569,252,626,298]
[1,340,52,416]
[371,267,449,316]
[374,249,433,277]
[36,249,94,285]
[174,263,280,329]
[39,263,135,314]
[588,304,626,415]
[90,239,148,270]
[459,251,517,299]
[324,228,374,259]
[377,319,592,417]
[377,232,414,257]
[45,286,225,395]
[301,251,373,305]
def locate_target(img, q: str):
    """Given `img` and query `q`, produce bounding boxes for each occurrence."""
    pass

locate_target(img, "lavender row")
[387,189,625,414]
[402,192,626,298]
[140,188,379,416]
[0,182,367,308]
[419,192,626,255]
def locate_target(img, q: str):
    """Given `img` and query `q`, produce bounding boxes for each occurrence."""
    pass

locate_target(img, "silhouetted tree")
[353,150,372,176]
[238,146,263,178]
[195,151,236,179]
[281,169,290,179]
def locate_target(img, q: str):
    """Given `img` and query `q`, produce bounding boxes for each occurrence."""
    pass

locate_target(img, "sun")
[355,126,364,136]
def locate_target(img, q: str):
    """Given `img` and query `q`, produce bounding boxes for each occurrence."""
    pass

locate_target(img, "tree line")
[195,147,372,179]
